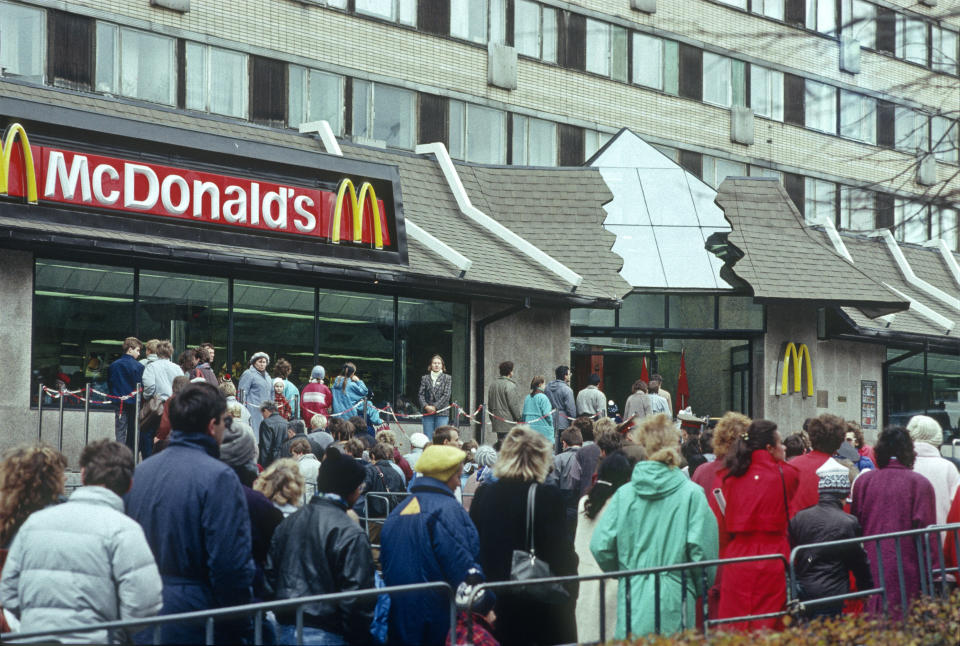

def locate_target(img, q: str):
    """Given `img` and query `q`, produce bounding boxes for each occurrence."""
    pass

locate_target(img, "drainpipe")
[474,298,531,439]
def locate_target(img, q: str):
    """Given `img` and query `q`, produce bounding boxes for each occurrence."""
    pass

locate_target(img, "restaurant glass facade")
[31,258,469,415]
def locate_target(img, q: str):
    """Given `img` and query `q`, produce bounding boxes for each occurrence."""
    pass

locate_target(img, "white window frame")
[806,0,837,36]
[449,100,506,164]
[0,0,45,83]
[843,0,875,49]
[805,80,838,134]
[288,65,344,133]
[894,107,928,154]
[936,205,959,251]
[932,25,959,75]
[931,115,959,164]
[894,199,929,243]
[703,53,733,108]
[514,0,557,63]
[896,15,928,65]
[584,130,612,161]
[450,0,488,44]
[96,24,176,106]
[753,0,784,21]
[750,65,784,122]
[511,114,557,166]
[839,186,875,231]
[804,178,836,225]
[839,90,876,144]
[586,18,611,77]
[632,32,663,91]
[355,0,416,26]
[185,43,248,118]
[352,80,416,150]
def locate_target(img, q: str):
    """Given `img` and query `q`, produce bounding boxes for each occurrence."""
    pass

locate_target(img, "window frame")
[185,42,249,119]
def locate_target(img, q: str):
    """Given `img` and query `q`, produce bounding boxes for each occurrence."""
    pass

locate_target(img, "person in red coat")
[718,419,799,631]
[301,365,333,422]
[788,414,845,512]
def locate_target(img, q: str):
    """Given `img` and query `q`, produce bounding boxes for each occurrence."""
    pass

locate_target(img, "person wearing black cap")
[576,373,608,420]
[264,447,374,645]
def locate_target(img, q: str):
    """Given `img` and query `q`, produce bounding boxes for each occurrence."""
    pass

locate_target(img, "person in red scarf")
[718,419,799,631]
[273,378,292,420]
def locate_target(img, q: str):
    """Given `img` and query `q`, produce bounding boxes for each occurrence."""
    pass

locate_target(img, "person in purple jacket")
[851,426,936,621]
[107,336,144,453]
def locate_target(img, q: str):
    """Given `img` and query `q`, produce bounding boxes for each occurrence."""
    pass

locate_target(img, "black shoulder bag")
[508,483,570,604]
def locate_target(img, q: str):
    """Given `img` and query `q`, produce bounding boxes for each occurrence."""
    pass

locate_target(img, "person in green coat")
[590,413,719,637]
[521,376,555,444]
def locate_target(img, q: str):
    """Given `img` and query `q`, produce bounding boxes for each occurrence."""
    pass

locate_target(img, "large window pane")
[932,26,958,74]
[466,105,506,164]
[233,281,316,393]
[373,84,415,149]
[571,308,616,327]
[805,80,837,134]
[541,7,557,63]
[95,23,118,93]
[137,271,229,377]
[316,290,395,413]
[511,114,556,166]
[805,178,836,224]
[750,65,784,121]
[894,200,928,243]
[895,107,928,153]
[897,15,927,64]
[840,90,876,144]
[806,0,837,35]
[619,293,666,328]
[718,296,763,329]
[839,186,875,231]
[514,0,540,58]
[119,27,175,105]
[586,19,610,76]
[703,53,732,108]
[845,0,876,49]
[357,0,414,23]
[397,298,469,419]
[931,116,959,164]
[668,294,714,329]
[936,206,958,252]
[0,1,45,82]
[632,33,663,90]
[450,0,487,43]
[32,260,135,408]
[209,47,247,117]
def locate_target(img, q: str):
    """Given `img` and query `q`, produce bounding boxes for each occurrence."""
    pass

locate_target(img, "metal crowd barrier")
[788,522,960,617]
[358,491,412,549]
[0,581,456,646]
[464,553,788,643]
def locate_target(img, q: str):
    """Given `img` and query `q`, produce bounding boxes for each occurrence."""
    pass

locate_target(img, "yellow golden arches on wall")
[780,342,813,397]
[331,179,384,249]
[0,123,38,204]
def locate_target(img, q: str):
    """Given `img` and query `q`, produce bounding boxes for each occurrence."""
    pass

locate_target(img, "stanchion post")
[83,384,91,448]
[37,383,44,443]
[57,386,65,453]
[134,385,141,463]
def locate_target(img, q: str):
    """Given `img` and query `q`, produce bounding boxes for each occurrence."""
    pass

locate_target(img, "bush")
[622,591,960,645]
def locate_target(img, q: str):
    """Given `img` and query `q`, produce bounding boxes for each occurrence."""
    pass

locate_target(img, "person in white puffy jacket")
[0,440,162,643]
[907,415,960,526]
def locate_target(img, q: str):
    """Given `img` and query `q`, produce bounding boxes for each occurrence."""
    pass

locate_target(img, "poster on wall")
[861,380,878,429]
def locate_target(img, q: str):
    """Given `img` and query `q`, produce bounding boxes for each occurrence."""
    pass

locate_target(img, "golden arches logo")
[0,123,37,204]
[331,179,383,249]
[780,342,813,397]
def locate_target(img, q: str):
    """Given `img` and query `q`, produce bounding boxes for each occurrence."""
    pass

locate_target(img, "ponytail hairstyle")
[724,419,779,479]
[584,450,635,519]
[340,362,357,393]
[529,375,545,397]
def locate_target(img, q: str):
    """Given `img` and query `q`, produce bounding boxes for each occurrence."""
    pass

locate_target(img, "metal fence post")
[57,385,65,453]
[37,383,44,442]
[134,384,141,462]
[83,383,91,448]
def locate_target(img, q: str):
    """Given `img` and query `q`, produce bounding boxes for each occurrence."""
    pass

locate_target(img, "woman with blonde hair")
[590,414,719,637]
[469,425,578,645]
[253,458,304,518]
[0,444,67,548]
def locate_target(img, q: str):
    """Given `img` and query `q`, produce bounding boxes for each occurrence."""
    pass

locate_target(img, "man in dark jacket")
[266,447,374,645]
[545,365,577,451]
[107,336,143,452]
[125,382,255,644]
[258,400,288,467]
[380,445,492,646]
[487,361,523,442]
[789,458,873,619]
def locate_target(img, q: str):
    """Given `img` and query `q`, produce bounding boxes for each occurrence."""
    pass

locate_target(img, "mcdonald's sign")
[0,123,403,258]
[778,342,813,397]
[0,123,37,204]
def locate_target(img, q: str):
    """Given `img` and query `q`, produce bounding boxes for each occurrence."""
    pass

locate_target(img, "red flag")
[675,350,690,415]
[640,356,649,382]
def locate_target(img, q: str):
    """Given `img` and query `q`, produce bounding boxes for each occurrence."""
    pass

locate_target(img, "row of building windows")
[717,0,959,74]
[1,1,956,165]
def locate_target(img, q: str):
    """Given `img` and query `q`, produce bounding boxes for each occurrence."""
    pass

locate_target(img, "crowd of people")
[0,343,958,645]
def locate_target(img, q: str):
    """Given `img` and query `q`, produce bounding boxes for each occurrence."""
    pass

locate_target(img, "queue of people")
[3,346,960,644]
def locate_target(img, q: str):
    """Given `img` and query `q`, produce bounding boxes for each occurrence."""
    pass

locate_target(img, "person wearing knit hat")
[238,351,272,432]
[380,444,492,645]
[301,365,333,424]
[463,445,498,512]
[402,432,430,472]
[788,457,872,620]
[265,446,375,644]
[272,378,292,420]
[907,415,960,526]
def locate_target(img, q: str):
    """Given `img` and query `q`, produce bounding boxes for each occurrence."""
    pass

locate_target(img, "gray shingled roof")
[714,178,908,312]
[0,79,630,304]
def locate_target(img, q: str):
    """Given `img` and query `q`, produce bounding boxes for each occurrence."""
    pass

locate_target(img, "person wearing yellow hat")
[380,445,493,645]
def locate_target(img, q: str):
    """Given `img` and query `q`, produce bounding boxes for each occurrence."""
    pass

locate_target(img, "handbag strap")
[778,465,790,524]
[525,483,537,556]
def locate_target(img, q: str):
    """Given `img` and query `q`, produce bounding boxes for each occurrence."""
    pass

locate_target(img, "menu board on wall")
[861,380,878,430]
